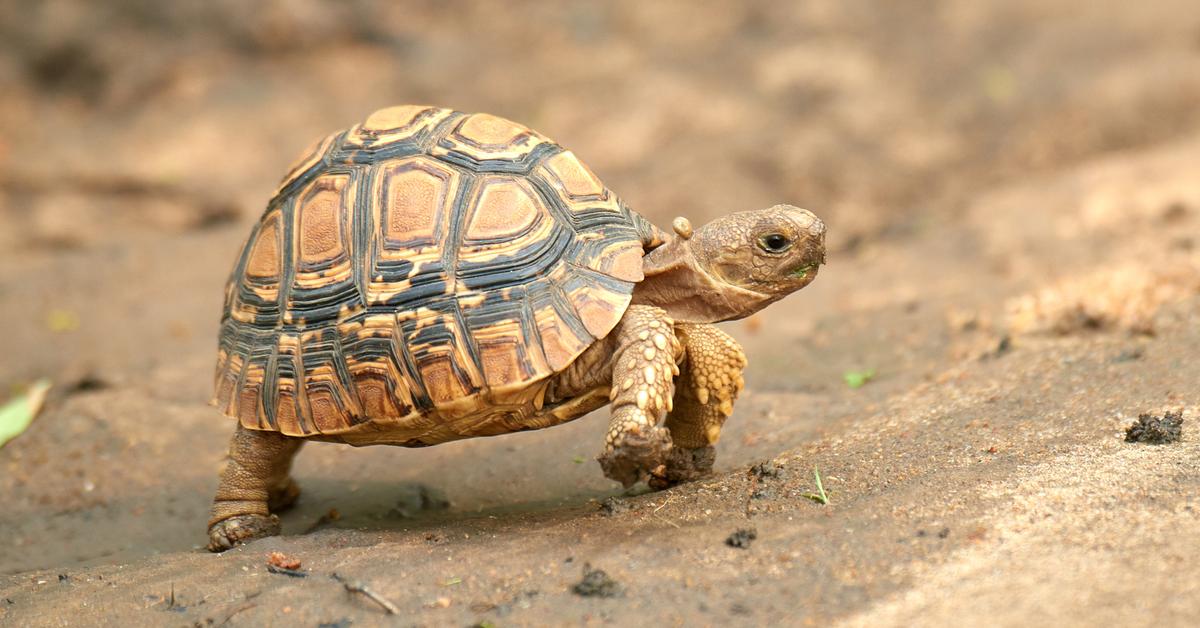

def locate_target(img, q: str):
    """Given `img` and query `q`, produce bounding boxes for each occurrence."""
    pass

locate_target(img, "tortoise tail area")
[212,321,323,436]
[212,318,415,439]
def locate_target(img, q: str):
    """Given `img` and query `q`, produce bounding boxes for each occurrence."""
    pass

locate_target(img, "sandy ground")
[1,1,1198,626]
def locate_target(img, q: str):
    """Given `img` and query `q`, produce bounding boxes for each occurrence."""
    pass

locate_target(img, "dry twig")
[330,572,400,615]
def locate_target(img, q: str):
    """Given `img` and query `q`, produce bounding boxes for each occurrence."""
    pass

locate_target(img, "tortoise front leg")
[650,323,746,490]
[596,305,684,487]
[207,425,304,552]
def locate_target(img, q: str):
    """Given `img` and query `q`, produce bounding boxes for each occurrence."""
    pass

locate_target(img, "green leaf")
[0,380,51,448]
[843,369,876,389]
[572,455,586,464]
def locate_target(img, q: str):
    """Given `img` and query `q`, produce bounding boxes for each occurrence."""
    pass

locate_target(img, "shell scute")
[215,105,649,440]
[342,105,456,150]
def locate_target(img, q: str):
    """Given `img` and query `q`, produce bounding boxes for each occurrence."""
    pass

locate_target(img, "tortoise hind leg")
[207,425,304,552]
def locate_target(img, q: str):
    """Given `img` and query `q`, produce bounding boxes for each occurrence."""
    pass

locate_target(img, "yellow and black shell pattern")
[213,105,657,442]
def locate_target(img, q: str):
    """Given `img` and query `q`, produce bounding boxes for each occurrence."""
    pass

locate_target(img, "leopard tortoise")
[208,105,826,551]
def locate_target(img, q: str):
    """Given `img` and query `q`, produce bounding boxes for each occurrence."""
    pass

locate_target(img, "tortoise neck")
[631,237,774,324]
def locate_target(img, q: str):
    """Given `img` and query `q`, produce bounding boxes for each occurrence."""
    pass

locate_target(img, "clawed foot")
[597,425,672,488]
[648,445,716,490]
[207,514,281,552]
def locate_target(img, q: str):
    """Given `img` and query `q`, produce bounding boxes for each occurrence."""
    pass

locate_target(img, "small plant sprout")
[843,369,876,389]
[801,466,829,505]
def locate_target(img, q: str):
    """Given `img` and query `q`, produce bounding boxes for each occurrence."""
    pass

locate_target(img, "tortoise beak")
[785,207,826,279]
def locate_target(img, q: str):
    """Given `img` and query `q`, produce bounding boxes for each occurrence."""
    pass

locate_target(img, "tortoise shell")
[213,105,657,443]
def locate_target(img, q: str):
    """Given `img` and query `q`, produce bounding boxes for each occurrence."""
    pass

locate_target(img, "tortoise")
[207,105,826,551]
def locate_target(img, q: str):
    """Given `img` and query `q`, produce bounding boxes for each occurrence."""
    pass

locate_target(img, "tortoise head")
[631,205,826,323]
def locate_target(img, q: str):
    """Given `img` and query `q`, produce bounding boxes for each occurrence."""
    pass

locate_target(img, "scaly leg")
[207,425,304,552]
[650,323,746,489]
[597,305,684,487]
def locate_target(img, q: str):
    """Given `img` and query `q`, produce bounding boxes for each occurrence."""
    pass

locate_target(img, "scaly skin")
[651,323,747,489]
[595,305,684,487]
[543,314,746,489]
[207,425,304,551]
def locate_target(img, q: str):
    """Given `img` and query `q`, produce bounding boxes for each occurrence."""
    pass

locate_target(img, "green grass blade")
[813,466,829,504]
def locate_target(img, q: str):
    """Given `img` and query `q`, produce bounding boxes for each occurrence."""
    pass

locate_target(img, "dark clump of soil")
[750,461,786,499]
[599,496,631,516]
[26,42,108,98]
[1161,201,1190,223]
[726,528,758,549]
[66,374,110,395]
[1124,411,1184,444]
[750,486,776,500]
[572,565,621,598]
[750,460,786,480]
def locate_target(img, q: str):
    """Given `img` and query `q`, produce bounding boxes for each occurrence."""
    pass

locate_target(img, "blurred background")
[2,1,1199,625]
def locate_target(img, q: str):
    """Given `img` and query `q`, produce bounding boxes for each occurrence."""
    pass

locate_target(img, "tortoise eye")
[758,233,792,253]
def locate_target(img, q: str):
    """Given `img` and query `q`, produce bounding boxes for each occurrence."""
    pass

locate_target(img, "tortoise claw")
[597,425,672,488]
[648,445,716,490]
[207,514,281,552]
